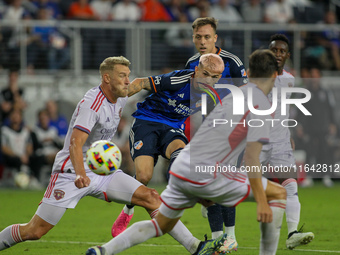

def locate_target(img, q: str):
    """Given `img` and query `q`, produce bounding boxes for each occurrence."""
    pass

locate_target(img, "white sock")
[103,219,163,254]
[169,220,201,254]
[260,200,286,255]
[0,224,23,251]
[212,231,223,239]
[225,226,236,239]
[148,208,200,254]
[282,179,300,234]
[123,205,134,215]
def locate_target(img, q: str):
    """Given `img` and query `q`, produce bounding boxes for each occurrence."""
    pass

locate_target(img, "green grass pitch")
[1,182,340,255]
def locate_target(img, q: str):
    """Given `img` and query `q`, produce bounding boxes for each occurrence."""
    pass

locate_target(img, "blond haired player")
[0,56,224,255]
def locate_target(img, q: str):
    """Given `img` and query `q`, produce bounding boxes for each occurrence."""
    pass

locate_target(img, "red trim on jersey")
[151,219,159,237]
[93,93,105,112]
[218,109,252,164]
[44,173,59,198]
[76,99,85,116]
[160,196,194,210]
[169,170,209,185]
[91,91,102,109]
[61,156,70,173]
[74,125,91,134]
[269,201,286,209]
[283,69,294,77]
[103,192,109,202]
[100,86,115,104]
[150,77,157,93]
[234,184,250,207]
[281,178,296,187]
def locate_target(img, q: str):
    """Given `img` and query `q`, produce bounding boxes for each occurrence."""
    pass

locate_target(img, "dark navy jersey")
[185,46,248,100]
[132,70,204,129]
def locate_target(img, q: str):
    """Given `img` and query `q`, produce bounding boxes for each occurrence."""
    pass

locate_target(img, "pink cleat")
[111,207,134,237]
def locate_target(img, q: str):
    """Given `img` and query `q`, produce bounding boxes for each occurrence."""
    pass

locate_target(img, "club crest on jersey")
[134,140,143,150]
[241,68,247,77]
[196,100,202,108]
[54,189,65,200]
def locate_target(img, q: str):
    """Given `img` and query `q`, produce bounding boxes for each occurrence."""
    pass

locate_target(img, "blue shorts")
[129,118,188,162]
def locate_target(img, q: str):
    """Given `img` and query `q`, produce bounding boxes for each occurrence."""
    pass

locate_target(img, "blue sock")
[207,204,223,234]
[221,206,235,227]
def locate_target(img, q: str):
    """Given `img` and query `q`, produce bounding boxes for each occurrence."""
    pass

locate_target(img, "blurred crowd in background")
[0,0,340,71]
[1,0,340,189]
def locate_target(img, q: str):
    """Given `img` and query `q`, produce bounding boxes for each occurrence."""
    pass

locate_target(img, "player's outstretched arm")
[244,141,272,223]
[128,78,151,97]
[69,128,91,189]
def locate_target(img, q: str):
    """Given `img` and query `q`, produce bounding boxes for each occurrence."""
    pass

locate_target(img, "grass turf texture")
[1,182,339,255]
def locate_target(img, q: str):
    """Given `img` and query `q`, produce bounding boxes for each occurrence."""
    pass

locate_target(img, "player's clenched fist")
[75,174,91,189]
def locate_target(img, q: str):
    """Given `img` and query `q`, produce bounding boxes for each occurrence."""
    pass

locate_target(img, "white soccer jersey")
[52,86,127,174]
[171,83,272,184]
[267,70,295,144]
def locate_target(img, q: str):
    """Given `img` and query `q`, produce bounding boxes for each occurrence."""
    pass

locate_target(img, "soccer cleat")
[195,233,228,255]
[201,205,208,218]
[111,209,134,237]
[286,231,314,249]
[219,236,238,253]
[86,246,107,255]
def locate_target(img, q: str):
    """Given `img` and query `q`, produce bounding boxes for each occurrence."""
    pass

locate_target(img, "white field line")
[29,240,340,253]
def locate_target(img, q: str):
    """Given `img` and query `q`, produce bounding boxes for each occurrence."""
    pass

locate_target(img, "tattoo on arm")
[128,78,151,97]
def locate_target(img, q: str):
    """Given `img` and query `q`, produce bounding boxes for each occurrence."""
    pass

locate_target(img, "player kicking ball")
[0,56,225,255]
[87,49,287,255]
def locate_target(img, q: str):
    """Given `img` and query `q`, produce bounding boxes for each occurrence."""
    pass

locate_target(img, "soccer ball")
[86,140,122,175]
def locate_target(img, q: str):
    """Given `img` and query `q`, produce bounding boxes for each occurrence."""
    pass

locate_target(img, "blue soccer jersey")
[185,46,248,99]
[132,70,203,129]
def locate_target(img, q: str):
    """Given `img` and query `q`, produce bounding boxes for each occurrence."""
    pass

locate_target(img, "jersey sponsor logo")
[168,98,177,107]
[178,93,184,98]
[134,140,143,150]
[154,76,161,85]
[53,189,65,200]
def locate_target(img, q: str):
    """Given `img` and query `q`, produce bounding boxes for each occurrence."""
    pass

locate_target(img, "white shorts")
[41,170,142,209]
[159,171,268,219]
